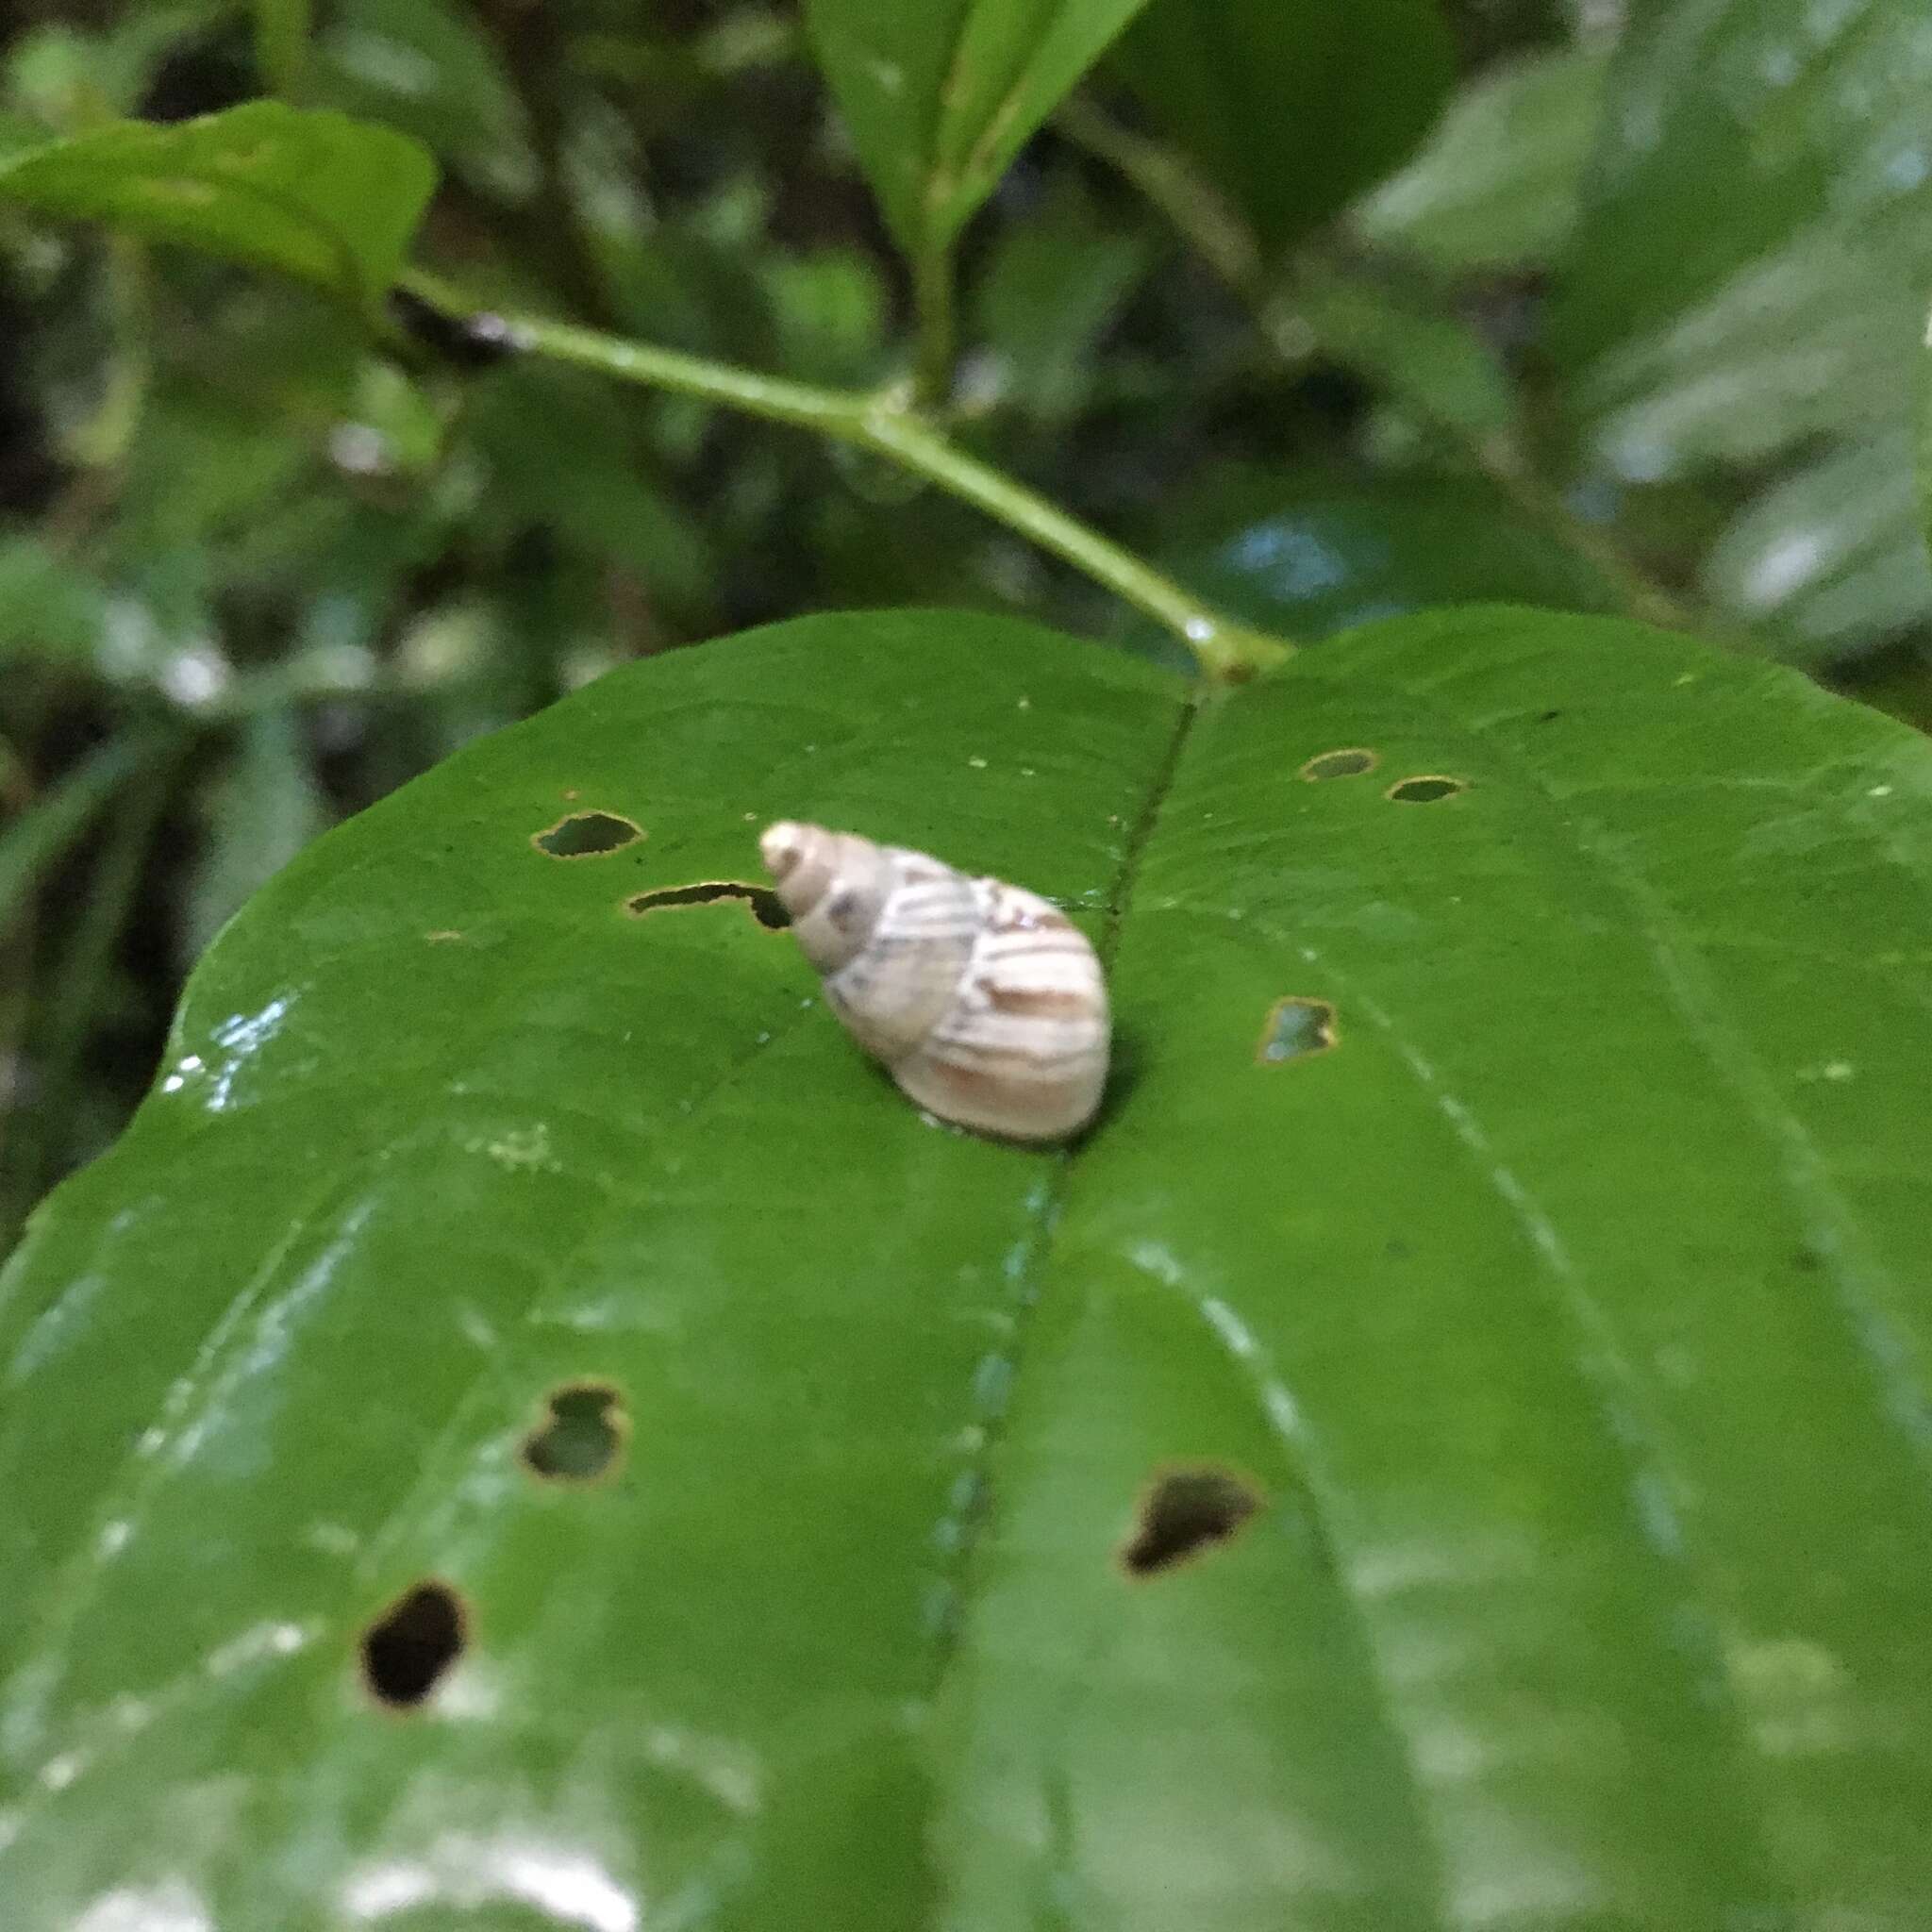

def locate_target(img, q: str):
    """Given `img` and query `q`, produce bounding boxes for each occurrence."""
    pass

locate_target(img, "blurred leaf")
[0,737,147,934]
[0,537,108,668]
[1357,46,1609,272]
[1112,0,1455,259]
[1556,0,1932,482]
[1291,258,1515,441]
[4,8,225,126]
[8,610,1932,1921]
[463,365,715,620]
[803,0,1156,261]
[1149,466,1622,640]
[1701,433,1932,665]
[971,174,1157,421]
[760,249,890,389]
[181,707,325,966]
[0,103,437,316]
[310,0,534,201]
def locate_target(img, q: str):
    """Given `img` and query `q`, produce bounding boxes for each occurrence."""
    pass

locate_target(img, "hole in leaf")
[1121,1466,1262,1577]
[1257,996,1337,1064]
[1386,775,1467,804]
[522,1382,627,1482]
[626,881,791,929]
[1299,747,1378,781]
[532,812,643,858]
[360,1580,466,1707]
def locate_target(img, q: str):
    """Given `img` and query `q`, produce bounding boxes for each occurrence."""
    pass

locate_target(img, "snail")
[759,822,1109,1142]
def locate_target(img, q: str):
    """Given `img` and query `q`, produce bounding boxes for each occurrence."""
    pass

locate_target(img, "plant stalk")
[399,270,1290,680]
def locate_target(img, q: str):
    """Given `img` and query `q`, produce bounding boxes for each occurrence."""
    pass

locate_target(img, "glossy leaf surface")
[3,608,1931,1927]
[802,0,1154,260]
[1112,0,1454,258]
[0,102,436,315]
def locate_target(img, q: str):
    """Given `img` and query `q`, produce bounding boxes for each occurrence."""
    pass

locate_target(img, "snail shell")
[759,822,1108,1142]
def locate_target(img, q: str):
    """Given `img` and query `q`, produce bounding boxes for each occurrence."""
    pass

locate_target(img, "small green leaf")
[0,101,437,315]
[4,608,1931,1922]
[803,0,1156,261]
[1290,258,1516,441]
[1357,46,1610,272]
[1111,0,1454,258]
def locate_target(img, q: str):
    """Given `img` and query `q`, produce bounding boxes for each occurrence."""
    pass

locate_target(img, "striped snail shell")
[758,822,1109,1142]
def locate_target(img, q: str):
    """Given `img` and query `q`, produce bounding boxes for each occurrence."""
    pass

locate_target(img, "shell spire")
[759,822,1108,1142]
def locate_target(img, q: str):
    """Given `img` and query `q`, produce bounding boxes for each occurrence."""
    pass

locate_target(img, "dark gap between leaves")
[522,1381,628,1482]
[532,811,644,858]
[1256,996,1338,1064]
[1299,747,1378,781]
[360,1579,467,1707]
[1386,775,1468,804]
[1120,1466,1263,1577]
[625,881,790,929]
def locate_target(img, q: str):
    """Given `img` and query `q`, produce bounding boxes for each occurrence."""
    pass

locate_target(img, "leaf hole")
[1119,1465,1262,1578]
[532,811,643,858]
[1256,996,1337,1064]
[360,1579,467,1708]
[1386,775,1467,804]
[1299,747,1378,781]
[522,1381,628,1483]
[626,881,791,929]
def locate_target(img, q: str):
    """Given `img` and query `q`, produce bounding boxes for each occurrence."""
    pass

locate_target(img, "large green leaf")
[3,608,1931,1925]
[1111,0,1455,258]
[0,102,436,316]
[803,0,1154,262]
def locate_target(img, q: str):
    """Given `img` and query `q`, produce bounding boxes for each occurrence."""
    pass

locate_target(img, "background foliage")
[0,0,1929,1243]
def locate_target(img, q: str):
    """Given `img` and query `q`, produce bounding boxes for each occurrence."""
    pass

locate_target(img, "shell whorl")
[758,822,1108,1141]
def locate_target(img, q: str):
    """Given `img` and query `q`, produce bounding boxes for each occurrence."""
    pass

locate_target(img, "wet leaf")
[1112,0,1455,258]
[803,0,1156,262]
[3,609,1930,1925]
[0,102,437,316]
[1357,45,1610,272]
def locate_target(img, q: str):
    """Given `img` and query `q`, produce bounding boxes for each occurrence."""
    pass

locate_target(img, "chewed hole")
[1386,775,1468,804]
[1257,996,1337,1064]
[1120,1466,1262,1577]
[522,1382,627,1482]
[1299,747,1378,781]
[360,1580,466,1707]
[532,811,643,858]
[626,881,790,929]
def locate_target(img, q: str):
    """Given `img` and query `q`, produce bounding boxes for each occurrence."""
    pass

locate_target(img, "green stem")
[400,270,1290,679]
[253,0,312,99]
[911,241,958,411]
